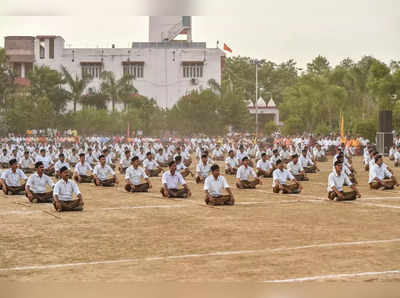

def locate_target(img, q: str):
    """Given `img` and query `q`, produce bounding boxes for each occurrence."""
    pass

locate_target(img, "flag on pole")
[223,43,232,53]
[127,122,130,137]
[340,114,345,144]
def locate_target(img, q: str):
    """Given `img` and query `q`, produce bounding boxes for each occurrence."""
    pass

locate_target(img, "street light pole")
[255,61,258,137]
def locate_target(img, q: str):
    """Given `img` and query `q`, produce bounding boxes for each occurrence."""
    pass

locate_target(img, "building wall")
[29,36,224,111]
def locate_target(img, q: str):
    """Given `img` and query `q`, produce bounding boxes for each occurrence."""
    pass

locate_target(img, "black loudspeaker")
[376,132,393,155]
[379,110,392,132]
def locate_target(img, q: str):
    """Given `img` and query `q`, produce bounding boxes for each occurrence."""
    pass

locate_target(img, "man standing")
[53,166,84,212]
[125,156,152,193]
[236,157,261,189]
[204,164,234,205]
[25,161,55,203]
[272,160,302,194]
[161,161,191,198]
[1,159,28,195]
[93,155,118,187]
[328,161,361,201]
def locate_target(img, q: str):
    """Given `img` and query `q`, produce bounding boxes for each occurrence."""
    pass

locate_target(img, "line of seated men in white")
[1,141,398,212]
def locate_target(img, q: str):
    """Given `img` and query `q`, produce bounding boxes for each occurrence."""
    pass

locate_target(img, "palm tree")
[61,66,92,112]
[100,71,137,112]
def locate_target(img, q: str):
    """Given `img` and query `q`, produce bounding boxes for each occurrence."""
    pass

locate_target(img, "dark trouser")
[273,183,301,194]
[236,179,260,189]
[159,162,169,168]
[125,183,150,193]
[1,162,9,169]
[395,161,400,168]
[205,195,234,206]
[364,164,369,172]
[184,159,192,167]
[348,174,358,185]
[257,170,272,178]
[95,178,115,187]
[26,192,53,203]
[44,168,55,176]
[293,174,309,181]
[146,168,162,177]
[4,184,26,195]
[225,168,237,175]
[328,191,357,201]
[180,168,191,178]
[109,164,116,170]
[316,156,328,162]
[160,188,188,198]
[370,179,395,190]
[74,175,93,183]
[21,168,35,174]
[304,166,316,173]
[53,199,84,212]
[196,176,206,184]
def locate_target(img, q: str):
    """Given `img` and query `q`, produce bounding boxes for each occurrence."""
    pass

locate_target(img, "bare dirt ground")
[1,156,400,282]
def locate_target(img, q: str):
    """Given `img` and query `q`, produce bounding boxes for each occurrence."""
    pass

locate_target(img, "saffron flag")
[340,115,345,144]
[223,43,232,53]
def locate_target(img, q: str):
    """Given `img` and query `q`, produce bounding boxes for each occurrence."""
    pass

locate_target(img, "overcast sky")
[1,0,399,68]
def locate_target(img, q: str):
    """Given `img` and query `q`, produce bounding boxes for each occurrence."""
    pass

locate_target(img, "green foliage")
[264,121,278,136]
[61,66,92,112]
[353,118,377,141]
[282,116,304,135]
[0,48,16,110]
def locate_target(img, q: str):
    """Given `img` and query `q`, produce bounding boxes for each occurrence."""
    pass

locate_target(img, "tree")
[264,121,278,136]
[61,65,92,112]
[100,71,137,112]
[80,89,108,110]
[307,55,330,75]
[28,65,68,113]
[0,48,17,111]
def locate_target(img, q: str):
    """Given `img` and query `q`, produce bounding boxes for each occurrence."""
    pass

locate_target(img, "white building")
[5,16,225,111]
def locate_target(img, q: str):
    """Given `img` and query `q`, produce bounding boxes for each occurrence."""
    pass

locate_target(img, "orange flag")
[223,43,232,53]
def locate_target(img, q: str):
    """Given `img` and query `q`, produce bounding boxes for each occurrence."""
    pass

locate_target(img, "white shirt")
[327,170,352,192]
[299,155,314,167]
[26,173,54,193]
[35,155,53,168]
[19,157,34,168]
[196,162,212,178]
[369,164,392,183]
[120,156,131,168]
[53,179,81,201]
[1,168,27,187]
[93,164,115,180]
[256,159,272,171]
[74,162,93,176]
[236,165,257,181]
[272,168,295,187]
[287,161,304,175]
[125,166,148,185]
[162,171,186,189]
[225,156,239,169]
[54,160,70,172]
[143,159,159,170]
[204,175,229,197]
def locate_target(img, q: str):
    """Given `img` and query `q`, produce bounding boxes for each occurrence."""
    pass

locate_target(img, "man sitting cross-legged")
[125,156,152,193]
[328,161,361,201]
[19,151,35,174]
[287,154,309,181]
[236,157,262,189]
[225,150,239,175]
[1,159,28,195]
[54,153,71,179]
[160,161,192,198]
[196,154,212,184]
[204,164,234,206]
[300,149,319,173]
[119,150,131,174]
[93,155,119,187]
[272,159,302,194]
[175,156,193,178]
[25,161,55,203]
[256,153,273,178]
[73,153,94,183]
[369,155,399,190]
[53,166,84,212]
[143,152,163,177]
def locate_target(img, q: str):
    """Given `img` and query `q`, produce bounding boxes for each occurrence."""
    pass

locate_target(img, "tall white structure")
[5,16,225,111]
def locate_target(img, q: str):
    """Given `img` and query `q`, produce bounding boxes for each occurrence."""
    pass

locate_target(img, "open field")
[1,156,400,282]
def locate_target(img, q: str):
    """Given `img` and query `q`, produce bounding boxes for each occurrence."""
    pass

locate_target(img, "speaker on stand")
[376,110,393,155]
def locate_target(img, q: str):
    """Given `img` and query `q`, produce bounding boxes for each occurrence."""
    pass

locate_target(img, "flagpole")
[255,61,258,137]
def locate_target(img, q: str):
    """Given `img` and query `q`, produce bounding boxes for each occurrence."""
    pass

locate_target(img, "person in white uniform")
[328,161,361,201]
[272,159,302,194]
[1,159,28,195]
[204,164,234,206]
[53,166,84,212]
[25,161,55,203]
[125,156,152,193]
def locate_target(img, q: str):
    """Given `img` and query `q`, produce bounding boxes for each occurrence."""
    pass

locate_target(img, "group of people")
[0,134,397,212]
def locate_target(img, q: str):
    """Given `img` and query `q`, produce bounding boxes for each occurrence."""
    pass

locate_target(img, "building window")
[39,39,45,59]
[122,62,144,78]
[81,63,103,78]
[182,62,203,78]
[25,63,33,76]
[49,38,54,59]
